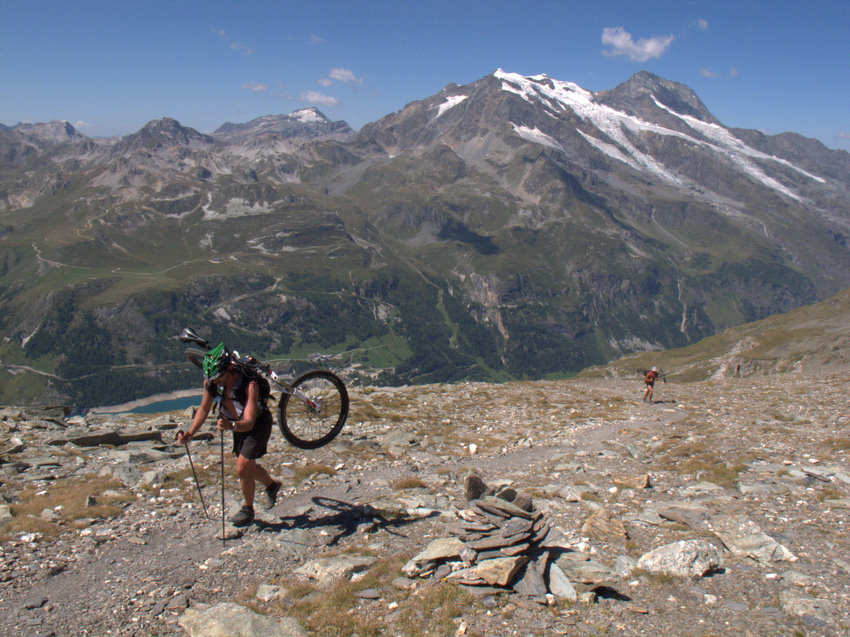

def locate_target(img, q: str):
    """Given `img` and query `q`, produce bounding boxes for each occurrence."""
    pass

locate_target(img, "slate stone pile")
[402,474,617,604]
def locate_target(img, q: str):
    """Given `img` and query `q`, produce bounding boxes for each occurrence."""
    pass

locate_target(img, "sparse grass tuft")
[633,568,675,585]
[665,441,709,458]
[397,581,477,636]
[824,437,850,452]
[1,475,132,541]
[393,477,428,491]
[817,485,846,502]
[274,556,407,637]
[675,458,745,487]
[272,555,477,637]
[288,581,379,637]
[349,402,381,421]
[659,442,746,487]
[292,463,337,481]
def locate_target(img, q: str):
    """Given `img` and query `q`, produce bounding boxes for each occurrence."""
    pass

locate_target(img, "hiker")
[643,367,660,402]
[177,342,281,527]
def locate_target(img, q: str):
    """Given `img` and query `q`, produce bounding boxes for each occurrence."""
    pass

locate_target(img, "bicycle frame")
[252,364,321,413]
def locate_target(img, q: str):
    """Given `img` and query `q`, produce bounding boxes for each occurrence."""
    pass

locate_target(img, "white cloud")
[73,120,92,129]
[839,130,849,139]
[310,34,324,45]
[213,27,255,55]
[300,90,339,107]
[320,67,364,87]
[697,19,708,31]
[330,68,361,84]
[242,82,268,92]
[230,41,255,55]
[601,26,674,62]
[700,67,738,79]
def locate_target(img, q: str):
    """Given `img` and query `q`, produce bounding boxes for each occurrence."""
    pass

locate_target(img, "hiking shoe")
[264,481,281,511]
[229,505,254,527]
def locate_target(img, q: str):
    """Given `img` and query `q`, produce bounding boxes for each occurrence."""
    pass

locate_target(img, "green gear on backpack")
[203,342,230,380]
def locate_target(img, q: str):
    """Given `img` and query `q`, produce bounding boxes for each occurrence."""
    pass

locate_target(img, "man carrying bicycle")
[643,366,660,402]
[177,342,281,527]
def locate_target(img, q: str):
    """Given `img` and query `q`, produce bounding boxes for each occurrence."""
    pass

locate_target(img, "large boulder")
[178,602,307,637]
[637,539,722,577]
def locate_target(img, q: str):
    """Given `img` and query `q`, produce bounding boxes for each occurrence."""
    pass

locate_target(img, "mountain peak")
[12,120,87,143]
[113,118,213,153]
[212,108,354,143]
[291,107,329,124]
[598,71,718,124]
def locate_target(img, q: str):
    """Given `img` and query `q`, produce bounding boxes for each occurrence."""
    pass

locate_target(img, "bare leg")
[235,456,274,509]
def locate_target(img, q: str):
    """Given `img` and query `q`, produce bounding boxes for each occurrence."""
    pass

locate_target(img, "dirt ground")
[1,373,848,636]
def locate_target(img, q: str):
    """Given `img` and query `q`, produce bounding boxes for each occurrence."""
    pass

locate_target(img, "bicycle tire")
[279,370,349,449]
[185,348,207,369]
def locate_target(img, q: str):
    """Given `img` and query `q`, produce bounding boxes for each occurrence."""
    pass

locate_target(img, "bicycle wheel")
[279,370,349,449]
[185,348,206,369]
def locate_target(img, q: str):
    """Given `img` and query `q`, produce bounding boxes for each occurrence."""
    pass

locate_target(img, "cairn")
[403,474,615,604]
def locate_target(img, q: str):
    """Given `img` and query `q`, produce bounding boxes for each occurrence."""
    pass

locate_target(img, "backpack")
[239,358,273,413]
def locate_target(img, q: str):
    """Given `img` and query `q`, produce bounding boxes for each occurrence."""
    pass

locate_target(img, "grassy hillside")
[580,287,850,382]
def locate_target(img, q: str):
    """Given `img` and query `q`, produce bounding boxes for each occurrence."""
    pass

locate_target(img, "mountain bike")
[178,328,349,449]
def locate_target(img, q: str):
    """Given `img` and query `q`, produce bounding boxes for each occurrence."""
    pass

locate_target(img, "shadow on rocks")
[253,497,436,546]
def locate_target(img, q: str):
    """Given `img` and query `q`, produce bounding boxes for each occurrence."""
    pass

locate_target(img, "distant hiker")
[643,367,660,402]
[177,342,281,527]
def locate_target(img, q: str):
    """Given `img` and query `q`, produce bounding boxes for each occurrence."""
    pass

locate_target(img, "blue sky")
[1,0,848,151]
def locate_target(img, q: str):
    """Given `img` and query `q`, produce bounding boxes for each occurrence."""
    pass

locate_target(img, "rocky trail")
[1,373,848,636]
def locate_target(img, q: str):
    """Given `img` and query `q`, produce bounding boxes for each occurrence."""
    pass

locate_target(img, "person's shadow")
[255,496,435,546]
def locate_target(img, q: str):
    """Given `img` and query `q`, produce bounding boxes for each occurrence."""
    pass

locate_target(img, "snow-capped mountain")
[1,71,849,408]
[213,107,353,141]
[356,69,846,223]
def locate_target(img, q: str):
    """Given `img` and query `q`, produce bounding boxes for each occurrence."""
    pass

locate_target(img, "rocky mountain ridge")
[1,70,849,409]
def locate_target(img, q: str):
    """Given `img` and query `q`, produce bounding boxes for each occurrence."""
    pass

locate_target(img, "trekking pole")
[220,428,226,548]
[182,435,209,519]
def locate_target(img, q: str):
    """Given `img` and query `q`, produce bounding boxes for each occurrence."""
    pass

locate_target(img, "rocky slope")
[1,371,848,636]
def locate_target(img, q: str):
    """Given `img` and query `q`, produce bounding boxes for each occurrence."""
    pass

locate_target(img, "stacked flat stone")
[403,475,613,603]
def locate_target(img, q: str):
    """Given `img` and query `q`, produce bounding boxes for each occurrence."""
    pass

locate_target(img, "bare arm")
[177,386,214,444]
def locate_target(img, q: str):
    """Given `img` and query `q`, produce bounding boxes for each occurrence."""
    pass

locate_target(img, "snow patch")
[213,307,232,321]
[577,130,641,172]
[435,95,468,117]
[203,197,271,220]
[493,69,820,203]
[292,108,324,124]
[609,336,664,352]
[497,70,686,188]
[21,325,40,348]
[651,96,826,185]
[511,123,564,152]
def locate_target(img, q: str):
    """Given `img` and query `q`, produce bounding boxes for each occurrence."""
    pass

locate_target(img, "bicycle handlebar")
[179,326,297,393]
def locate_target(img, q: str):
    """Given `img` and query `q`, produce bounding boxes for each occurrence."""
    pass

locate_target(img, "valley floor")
[1,373,848,636]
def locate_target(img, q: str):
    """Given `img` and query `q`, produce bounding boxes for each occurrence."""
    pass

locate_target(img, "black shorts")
[232,410,274,459]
